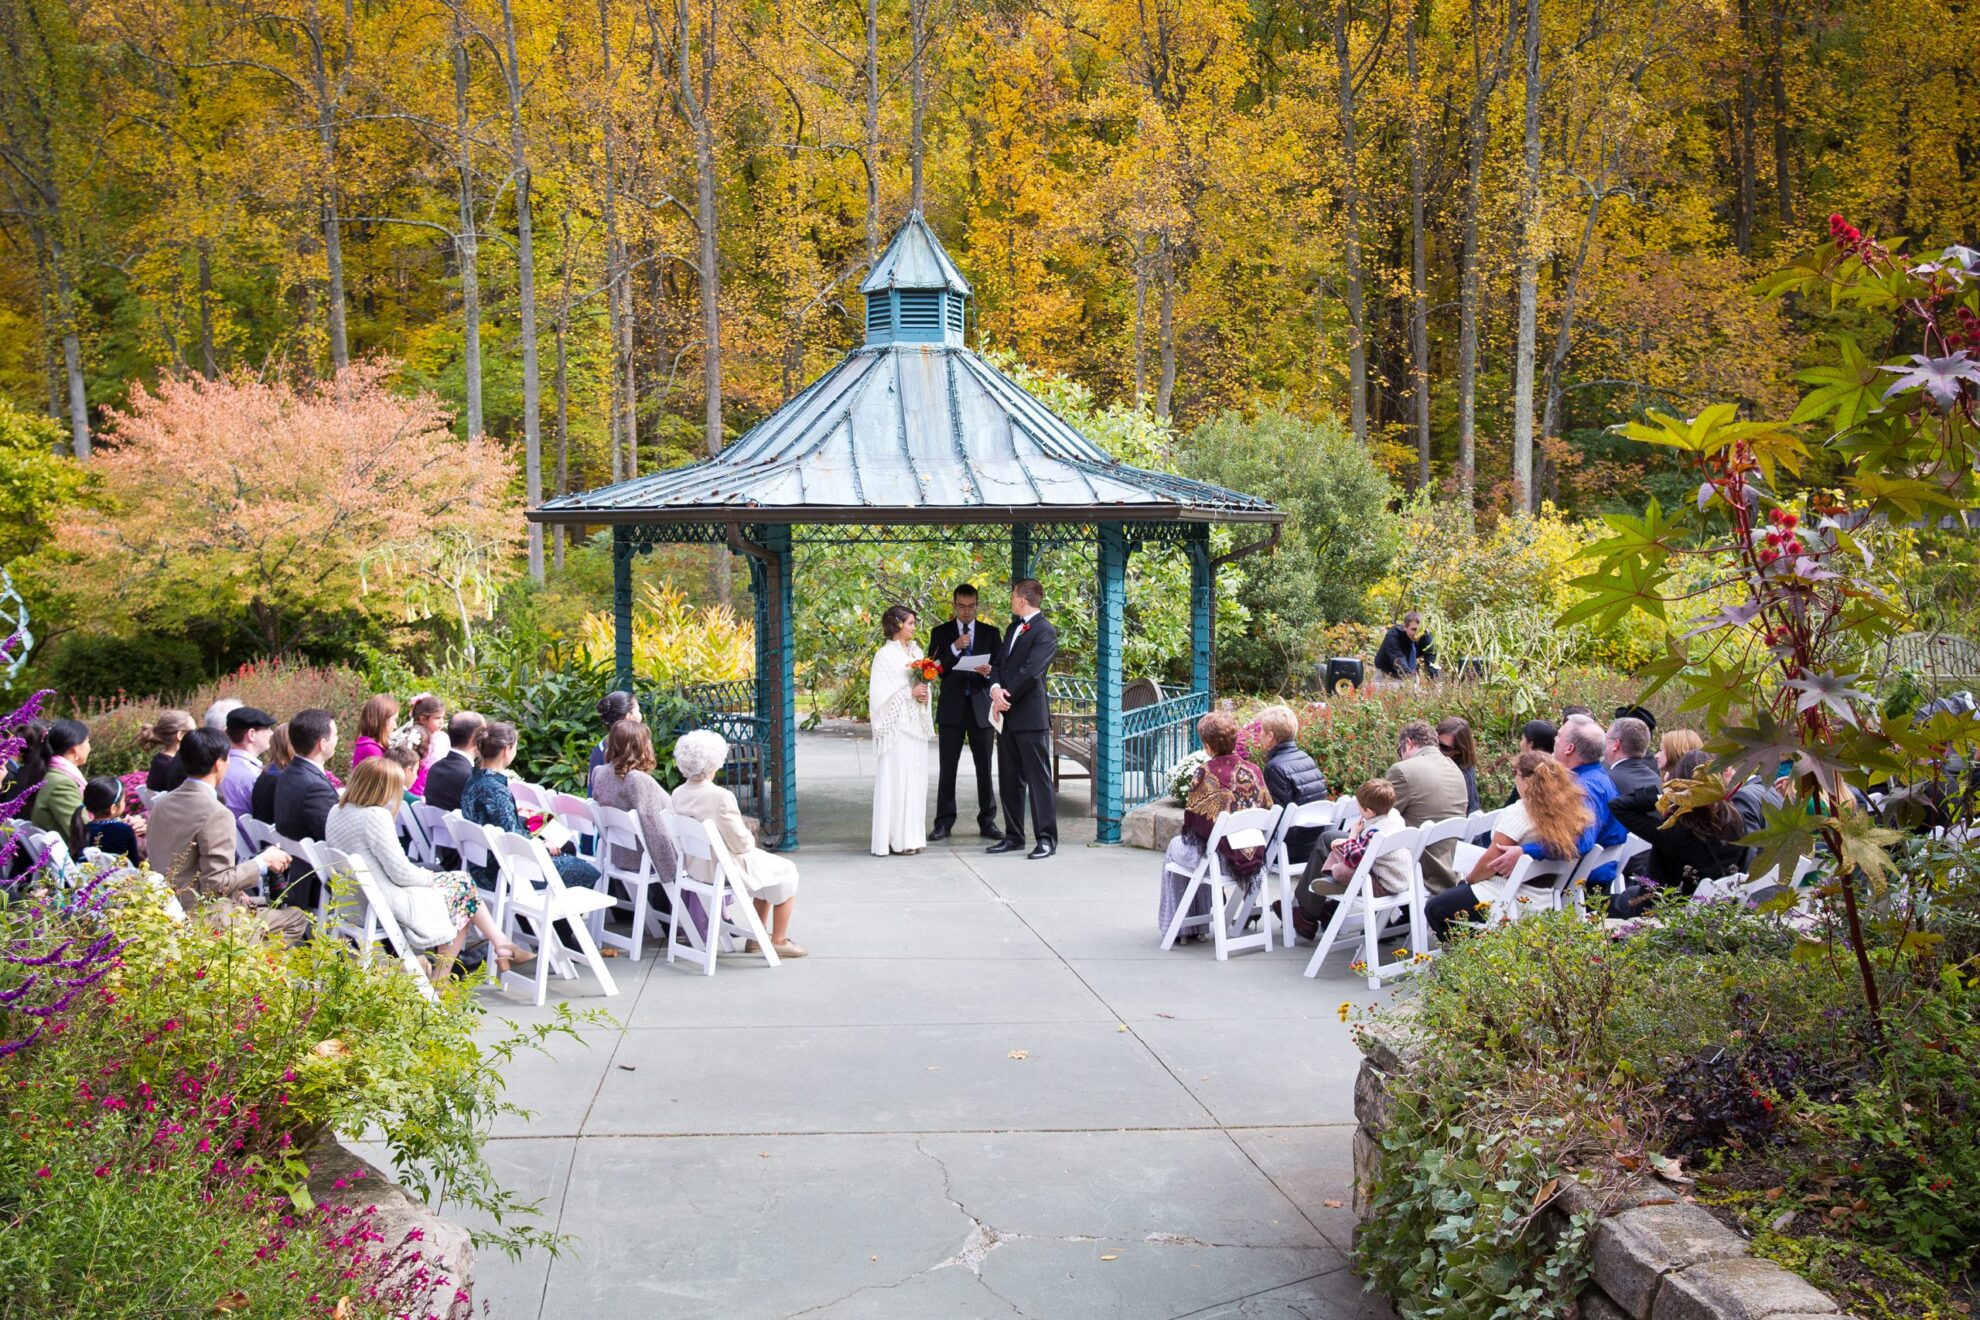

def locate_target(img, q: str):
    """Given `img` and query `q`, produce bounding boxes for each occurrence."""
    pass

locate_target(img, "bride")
[869,604,935,856]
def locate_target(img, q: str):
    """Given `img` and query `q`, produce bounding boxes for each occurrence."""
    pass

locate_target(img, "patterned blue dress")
[459,768,600,889]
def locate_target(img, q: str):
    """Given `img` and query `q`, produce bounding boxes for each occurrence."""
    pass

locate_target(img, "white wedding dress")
[869,638,934,856]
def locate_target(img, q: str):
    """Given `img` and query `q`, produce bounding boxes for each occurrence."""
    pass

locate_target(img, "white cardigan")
[323,802,463,949]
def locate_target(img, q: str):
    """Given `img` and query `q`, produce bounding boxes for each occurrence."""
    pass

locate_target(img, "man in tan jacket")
[1383,720,1470,892]
[146,728,311,945]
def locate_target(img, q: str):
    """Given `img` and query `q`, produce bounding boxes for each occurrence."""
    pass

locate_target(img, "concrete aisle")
[449,732,1401,1320]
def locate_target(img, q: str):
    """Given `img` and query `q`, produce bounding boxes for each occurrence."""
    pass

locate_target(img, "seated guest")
[400,694,449,797]
[139,709,196,793]
[29,719,92,850]
[1657,728,1702,777]
[146,728,307,944]
[672,728,806,958]
[351,694,399,768]
[83,776,143,862]
[273,708,341,911]
[589,691,640,774]
[325,757,527,980]
[1426,753,1592,939]
[1636,750,1748,904]
[1383,720,1468,892]
[1501,719,1557,807]
[1479,716,1623,898]
[1255,704,1329,865]
[1436,716,1481,814]
[1605,716,1661,842]
[1157,712,1275,941]
[461,722,601,892]
[1373,611,1438,680]
[220,706,276,820]
[422,711,483,813]
[1292,779,1411,940]
[3,718,50,803]
[251,722,293,825]
[590,718,680,885]
[202,698,242,732]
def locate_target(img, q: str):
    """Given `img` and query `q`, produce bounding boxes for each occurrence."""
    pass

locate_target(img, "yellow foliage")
[578,583,755,688]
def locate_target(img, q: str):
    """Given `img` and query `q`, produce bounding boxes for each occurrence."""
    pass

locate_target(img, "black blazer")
[422,751,473,813]
[988,612,1057,733]
[273,759,338,843]
[1608,756,1662,841]
[928,617,1002,728]
[250,768,279,825]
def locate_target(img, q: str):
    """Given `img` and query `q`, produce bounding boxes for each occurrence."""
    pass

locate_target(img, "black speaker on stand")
[1325,657,1365,695]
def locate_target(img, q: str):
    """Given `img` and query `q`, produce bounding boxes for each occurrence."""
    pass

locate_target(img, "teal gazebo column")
[1010,523,1032,585]
[748,523,799,850]
[1094,523,1129,844]
[612,525,635,690]
[1186,524,1213,695]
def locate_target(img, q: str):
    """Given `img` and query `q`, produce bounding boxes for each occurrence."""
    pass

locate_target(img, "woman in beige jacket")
[670,729,806,958]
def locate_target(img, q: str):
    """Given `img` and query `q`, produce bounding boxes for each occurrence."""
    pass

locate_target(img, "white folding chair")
[661,810,780,975]
[490,833,619,1006]
[1487,852,1576,925]
[310,843,439,1003]
[1265,798,1337,948]
[398,804,439,867]
[410,803,456,861]
[135,784,155,810]
[1160,805,1285,959]
[1466,807,1504,839]
[509,781,553,815]
[1303,826,1423,988]
[445,814,508,929]
[590,801,667,960]
[548,792,601,862]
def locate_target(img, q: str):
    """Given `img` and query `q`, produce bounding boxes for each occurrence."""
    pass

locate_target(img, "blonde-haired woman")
[1424,751,1593,939]
[140,709,198,793]
[1657,728,1703,778]
[672,729,806,958]
[324,756,526,979]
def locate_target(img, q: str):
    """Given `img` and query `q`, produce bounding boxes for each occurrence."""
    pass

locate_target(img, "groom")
[986,578,1058,860]
[928,584,1001,841]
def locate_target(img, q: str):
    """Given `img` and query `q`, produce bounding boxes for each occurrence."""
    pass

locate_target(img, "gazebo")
[527,214,1283,847]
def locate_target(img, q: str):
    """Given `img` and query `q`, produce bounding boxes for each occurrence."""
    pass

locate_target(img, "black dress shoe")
[985,838,1023,855]
[929,825,952,841]
[1026,840,1057,860]
[980,825,1003,840]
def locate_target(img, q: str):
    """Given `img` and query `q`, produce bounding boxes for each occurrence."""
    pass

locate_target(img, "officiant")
[928,583,1002,841]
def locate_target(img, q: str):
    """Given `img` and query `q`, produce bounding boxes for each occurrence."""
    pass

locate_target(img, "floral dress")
[459,768,601,889]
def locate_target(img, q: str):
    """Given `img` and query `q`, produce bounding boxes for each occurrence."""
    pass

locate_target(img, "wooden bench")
[1050,676,1164,812]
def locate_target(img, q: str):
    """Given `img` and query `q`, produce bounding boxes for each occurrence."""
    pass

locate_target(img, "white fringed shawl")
[868,640,934,757]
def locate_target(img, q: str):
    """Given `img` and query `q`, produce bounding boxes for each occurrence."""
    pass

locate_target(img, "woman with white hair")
[670,729,806,958]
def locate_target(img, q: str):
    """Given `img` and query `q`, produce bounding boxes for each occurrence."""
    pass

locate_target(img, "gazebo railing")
[674,681,770,822]
[1120,689,1211,810]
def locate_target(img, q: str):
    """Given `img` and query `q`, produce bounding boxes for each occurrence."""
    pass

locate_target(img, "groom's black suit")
[989,611,1058,847]
[929,616,1002,836]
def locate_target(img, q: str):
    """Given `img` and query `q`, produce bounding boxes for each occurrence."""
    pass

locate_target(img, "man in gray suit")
[147,729,310,945]
[1383,720,1470,892]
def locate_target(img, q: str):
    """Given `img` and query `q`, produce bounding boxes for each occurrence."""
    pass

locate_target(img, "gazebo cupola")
[861,211,970,347]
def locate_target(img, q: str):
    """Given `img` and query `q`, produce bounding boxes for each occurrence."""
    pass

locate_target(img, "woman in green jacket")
[27,719,92,851]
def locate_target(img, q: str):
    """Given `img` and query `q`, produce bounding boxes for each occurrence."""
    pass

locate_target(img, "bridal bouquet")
[908,656,943,682]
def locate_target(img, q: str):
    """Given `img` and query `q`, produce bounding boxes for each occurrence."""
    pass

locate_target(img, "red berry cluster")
[1948,306,1980,353]
[1829,213,1863,253]
[1756,508,1803,566]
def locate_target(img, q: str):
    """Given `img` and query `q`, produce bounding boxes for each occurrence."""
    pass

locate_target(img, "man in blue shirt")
[1483,716,1624,893]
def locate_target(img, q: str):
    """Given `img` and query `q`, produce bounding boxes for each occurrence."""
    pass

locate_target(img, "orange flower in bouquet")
[908,657,943,682]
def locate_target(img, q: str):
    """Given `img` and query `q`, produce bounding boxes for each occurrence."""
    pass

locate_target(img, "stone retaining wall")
[1352,1026,1857,1320]
[308,1136,477,1318]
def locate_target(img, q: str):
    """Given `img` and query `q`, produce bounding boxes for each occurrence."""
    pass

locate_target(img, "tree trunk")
[1769,0,1791,227]
[909,0,929,212]
[1457,0,1514,524]
[49,236,89,458]
[197,243,219,378]
[599,0,627,481]
[864,0,881,257]
[1155,238,1177,421]
[451,25,483,438]
[1510,0,1542,511]
[1133,246,1149,403]
[1539,186,1606,463]
[1734,0,1757,253]
[1406,11,1431,488]
[499,0,544,582]
[679,0,728,603]
[554,216,572,573]
[316,0,354,372]
[1334,0,1367,446]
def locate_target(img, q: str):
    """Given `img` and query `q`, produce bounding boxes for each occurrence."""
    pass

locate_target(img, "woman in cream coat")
[670,729,807,958]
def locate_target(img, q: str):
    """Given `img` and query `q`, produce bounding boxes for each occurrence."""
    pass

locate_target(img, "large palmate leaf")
[1781,670,1873,727]
[1739,798,1829,893]
[1791,337,1887,431]
[1562,554,1669,632]
[1577,498,1680,573]
[1880,352,1980,410]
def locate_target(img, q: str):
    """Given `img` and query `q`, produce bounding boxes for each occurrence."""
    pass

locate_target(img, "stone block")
[310,1135,476,1318]
[1651,1257,1838,1320]
[1351,1126,1382,1218]
[1581,1289,1632,1320]
[1353,1058,1393,1130]
[1124,801,1185,851]
[1560,1175,1681,1221]
[1591,1202,1750,1319]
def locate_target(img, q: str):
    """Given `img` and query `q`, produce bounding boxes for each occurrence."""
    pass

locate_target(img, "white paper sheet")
[951,652,991,674]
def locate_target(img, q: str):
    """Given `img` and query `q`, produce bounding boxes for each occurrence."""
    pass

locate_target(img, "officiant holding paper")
[928,584,1002,842]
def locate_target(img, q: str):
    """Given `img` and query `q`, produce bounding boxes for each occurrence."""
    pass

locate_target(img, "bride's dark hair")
[881,604,915,639]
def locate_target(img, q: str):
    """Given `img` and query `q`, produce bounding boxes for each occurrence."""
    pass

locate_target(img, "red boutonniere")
[909,657,943,681]
[1017,622,1031,637]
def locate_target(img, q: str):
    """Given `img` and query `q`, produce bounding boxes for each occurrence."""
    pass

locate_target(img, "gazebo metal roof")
[527,213,1280,531]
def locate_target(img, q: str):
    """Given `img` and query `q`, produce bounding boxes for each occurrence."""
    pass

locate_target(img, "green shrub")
[42,630,207,705]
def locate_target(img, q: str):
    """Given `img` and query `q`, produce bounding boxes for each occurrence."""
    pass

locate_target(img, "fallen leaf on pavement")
[1100,1254,1118,1261]
[1321,1199,1344,1209]
[1007,1050,1029,1060]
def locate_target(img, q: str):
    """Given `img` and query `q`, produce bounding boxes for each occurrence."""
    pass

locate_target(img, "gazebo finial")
[861,212,971,347]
